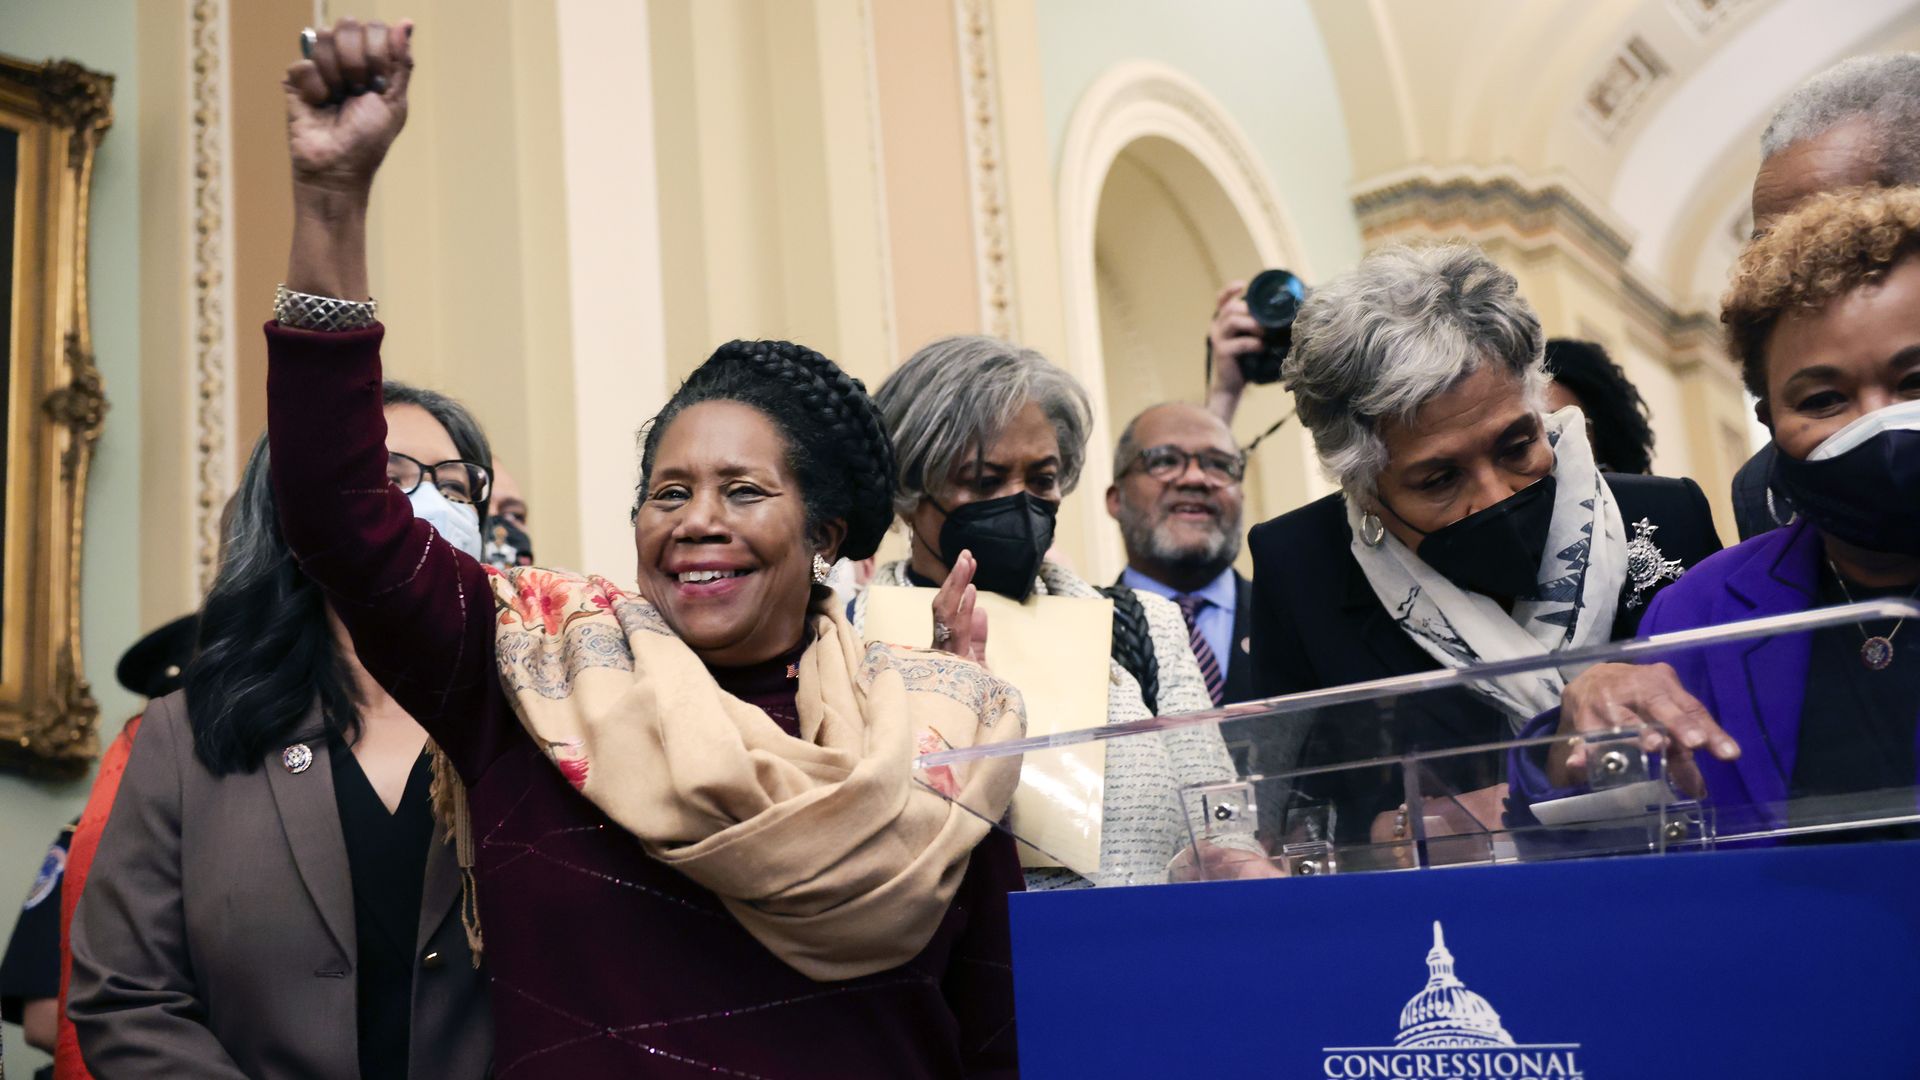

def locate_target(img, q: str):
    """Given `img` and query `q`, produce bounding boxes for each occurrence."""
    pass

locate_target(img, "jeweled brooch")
[1625,518,1686,608]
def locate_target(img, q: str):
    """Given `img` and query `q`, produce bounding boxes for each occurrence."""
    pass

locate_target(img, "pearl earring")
[811,553,832,584]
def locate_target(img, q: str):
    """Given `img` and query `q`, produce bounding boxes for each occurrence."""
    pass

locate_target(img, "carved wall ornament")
[1670,0,1758,36]
[1582,35,1669,140]
[191,0,235,594]
[1353,165,1635,269]
[955,0,1015,340]
[1353,163,1737,388]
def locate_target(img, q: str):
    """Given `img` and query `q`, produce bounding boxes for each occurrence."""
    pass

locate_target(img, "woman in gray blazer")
[70,399,494,1079]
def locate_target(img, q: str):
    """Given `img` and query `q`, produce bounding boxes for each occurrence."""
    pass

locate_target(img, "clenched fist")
[283,17,415,198]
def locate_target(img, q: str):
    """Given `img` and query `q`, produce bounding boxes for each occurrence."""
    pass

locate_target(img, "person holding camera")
[1203,270,1307,424]
[1245,243,1721,843]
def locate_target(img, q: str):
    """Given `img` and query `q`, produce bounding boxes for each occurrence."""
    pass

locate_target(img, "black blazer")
[1246,474,1722,838]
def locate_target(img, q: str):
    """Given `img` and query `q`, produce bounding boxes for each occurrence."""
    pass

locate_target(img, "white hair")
[874,335,1093,520]
[1761,53,1920,183]
[1281,243,1547,496]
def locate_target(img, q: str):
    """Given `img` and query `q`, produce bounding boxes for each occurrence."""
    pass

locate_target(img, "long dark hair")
[185,381,493,775]
[1543,339,1656,475]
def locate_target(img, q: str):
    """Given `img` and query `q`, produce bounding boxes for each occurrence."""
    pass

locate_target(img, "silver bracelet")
[273,284,378,331]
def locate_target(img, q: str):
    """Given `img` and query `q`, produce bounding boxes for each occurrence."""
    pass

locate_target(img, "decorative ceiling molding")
[1355,165,1635,268]
[1620,270,1741,391]
[1355,163,1736,383]
[1581,34,1670,141]
[1669,0,1760,37]
[191,0,236,593]
[955,0,1015,340]
[1610,0,1915,278]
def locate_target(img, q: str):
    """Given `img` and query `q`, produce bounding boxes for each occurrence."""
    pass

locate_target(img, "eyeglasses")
[1124,445,1247,483]
[387,452,491,507]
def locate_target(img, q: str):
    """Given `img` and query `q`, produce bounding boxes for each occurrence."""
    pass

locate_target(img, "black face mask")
[1771,428,1920,556]
[1389,474,1557,600]
[930,491,1058,602]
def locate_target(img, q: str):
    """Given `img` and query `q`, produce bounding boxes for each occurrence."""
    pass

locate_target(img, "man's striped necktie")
[1173,593,1225,707]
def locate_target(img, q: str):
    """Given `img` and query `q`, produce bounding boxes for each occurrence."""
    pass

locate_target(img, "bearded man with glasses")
[1106,403,1256,707]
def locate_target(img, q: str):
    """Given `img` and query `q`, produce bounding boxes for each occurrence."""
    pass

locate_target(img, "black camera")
[1236,268,1307,384]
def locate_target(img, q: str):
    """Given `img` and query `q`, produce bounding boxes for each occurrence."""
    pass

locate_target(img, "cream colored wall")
[645,0,1059,571]
[552,0,672,577]
[649,0,893,391]
[1615,339,1694,480]
[1033,0,1360,578]
[344,0,587,570]
[872,1,977,359]
[1036,0,1363,282]
[229,0,308,457]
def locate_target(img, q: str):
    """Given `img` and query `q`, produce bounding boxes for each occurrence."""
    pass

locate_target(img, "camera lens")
[1237,269,1307,385]
[1245,269,1305,331]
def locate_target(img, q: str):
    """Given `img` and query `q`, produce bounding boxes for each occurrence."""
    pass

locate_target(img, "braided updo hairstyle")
[637,339,896,563]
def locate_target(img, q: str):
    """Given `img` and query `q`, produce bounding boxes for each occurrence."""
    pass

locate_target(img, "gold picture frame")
[0,55,112,776]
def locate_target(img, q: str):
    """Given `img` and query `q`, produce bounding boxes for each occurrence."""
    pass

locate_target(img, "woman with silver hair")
[858,335,1264,887]
[1245,243,1721,842]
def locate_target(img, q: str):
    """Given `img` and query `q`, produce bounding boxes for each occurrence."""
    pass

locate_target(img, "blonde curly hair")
[1723,186,1920,401]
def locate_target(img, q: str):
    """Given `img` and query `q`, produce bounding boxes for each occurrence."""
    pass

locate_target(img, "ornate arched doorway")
[1059,61,1326,580]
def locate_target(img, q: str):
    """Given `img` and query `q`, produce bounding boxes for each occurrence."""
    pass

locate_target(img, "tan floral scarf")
[485,566,1026,981]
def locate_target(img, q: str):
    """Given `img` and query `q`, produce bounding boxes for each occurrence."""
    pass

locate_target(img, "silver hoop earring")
[811,553,832,584]
[1360,511,1386,548]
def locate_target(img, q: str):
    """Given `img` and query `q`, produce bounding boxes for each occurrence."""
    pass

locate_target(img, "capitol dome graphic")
[1393,921,1516,1048]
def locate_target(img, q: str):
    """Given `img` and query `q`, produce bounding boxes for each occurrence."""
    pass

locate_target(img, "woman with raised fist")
[88,17,1026,1079]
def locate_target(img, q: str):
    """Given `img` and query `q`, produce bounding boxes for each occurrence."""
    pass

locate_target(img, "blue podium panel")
[1010,841,1920,1079]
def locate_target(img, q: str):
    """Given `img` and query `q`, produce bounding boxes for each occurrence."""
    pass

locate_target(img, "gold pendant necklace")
[1826,559,1919,672]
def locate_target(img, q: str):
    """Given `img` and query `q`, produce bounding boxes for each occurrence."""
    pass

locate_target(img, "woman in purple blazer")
[1535,187,1920,826]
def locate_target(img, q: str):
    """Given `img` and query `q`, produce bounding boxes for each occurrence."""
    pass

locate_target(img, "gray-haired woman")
[1245,243,1722,843]
[855,335,1263,887]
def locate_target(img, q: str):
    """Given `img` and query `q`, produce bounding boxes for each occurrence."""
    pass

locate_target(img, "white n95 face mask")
[1807,397,1920,460]
[407,480,484,561]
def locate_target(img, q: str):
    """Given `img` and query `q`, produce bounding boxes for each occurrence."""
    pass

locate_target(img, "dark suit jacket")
[1225,571,1256,705]
[69,692,490,1079]
[1247,474,1723,837]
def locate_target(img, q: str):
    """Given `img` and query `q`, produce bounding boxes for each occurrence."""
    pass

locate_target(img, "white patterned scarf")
[1346,408,1627,726]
